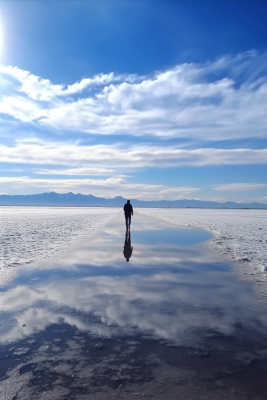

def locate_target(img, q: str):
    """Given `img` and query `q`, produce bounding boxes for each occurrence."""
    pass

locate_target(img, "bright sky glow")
[0,21,3,56]
[0,1,267,203]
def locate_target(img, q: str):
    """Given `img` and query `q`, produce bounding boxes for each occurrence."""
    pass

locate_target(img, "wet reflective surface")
[1,212,267,399]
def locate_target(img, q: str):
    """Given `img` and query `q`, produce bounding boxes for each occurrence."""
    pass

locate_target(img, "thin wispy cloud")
[215,183,266,191]
[36,167,115,176]
[0,176,198,200]
[0,65,131,101]
[0,140,267,169]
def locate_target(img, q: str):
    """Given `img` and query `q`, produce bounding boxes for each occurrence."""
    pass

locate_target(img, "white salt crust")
[138,208,267,286]
[0,207,120,285]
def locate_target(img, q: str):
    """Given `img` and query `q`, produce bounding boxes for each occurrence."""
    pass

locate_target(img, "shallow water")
[1,212,267,399]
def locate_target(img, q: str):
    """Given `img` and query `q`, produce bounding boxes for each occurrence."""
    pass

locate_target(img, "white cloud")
[0,175,198,200]
[0,139,267,168]
[215,183,266,191]
[0,64,127,101]
[208,197,227,202]
[252,196,267,203]
[1,52,267,139]
[36,167,115,175]
[0,96,45,122]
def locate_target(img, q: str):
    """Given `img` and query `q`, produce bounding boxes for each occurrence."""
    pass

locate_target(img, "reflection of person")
[123,230,133,262]
[123,200,133,230]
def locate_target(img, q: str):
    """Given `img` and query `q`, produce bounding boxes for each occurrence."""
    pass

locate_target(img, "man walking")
[123,200,133,230]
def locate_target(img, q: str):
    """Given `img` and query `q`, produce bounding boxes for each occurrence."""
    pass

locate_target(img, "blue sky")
[0,0,267,202]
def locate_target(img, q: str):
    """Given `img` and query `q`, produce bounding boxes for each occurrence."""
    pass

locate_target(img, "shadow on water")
[1,212,267,399]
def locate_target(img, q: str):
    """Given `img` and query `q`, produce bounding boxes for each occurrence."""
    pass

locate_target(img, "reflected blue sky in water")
[0,213,266,349]
[131,225,212,246]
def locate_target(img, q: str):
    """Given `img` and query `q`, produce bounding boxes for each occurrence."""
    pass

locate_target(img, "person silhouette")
[123,199,133,230]
[123,229,133,262]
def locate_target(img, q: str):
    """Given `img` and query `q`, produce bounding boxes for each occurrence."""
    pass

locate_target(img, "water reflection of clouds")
[1,213,265,347]
[1,259,267,346]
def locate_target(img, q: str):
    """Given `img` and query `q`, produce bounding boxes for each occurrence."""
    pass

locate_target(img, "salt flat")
[1,206,267,289]
[0,207,120,285]
[139,208,267,284]
[1,211,267,399]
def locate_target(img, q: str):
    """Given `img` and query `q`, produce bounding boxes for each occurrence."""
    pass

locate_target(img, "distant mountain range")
[0,192,266,208]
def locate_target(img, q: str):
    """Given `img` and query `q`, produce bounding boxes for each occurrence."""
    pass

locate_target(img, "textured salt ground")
[0,207,120,285]
[1,329,267,400]
[0,364,251,400]
[139,208,267,289]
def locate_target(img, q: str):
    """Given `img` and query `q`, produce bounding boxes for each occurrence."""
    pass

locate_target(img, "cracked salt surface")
[0,207,120,285]
[139,208,267,285]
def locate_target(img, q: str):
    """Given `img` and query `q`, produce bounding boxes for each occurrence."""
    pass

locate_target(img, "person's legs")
[125,215,131,229]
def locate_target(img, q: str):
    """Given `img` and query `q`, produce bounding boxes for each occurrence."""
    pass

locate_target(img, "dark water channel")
[1,212,267,399]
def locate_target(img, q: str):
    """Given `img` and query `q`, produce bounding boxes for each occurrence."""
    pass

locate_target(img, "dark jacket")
[124,203,133,216]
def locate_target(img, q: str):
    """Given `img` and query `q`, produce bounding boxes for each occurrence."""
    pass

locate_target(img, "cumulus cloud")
[1,51,267,139]
[0,139,267,169]
[215,183,266,191]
